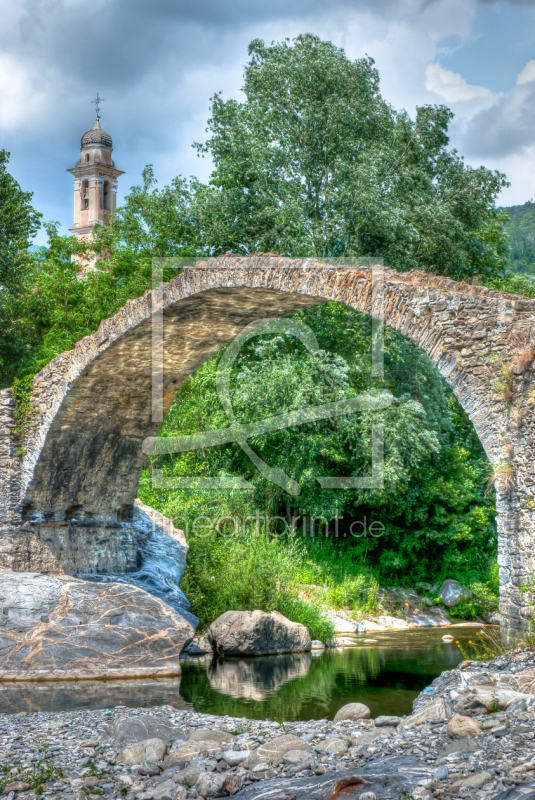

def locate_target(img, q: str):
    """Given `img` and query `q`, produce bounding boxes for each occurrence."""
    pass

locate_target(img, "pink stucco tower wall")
[67,117,124,240]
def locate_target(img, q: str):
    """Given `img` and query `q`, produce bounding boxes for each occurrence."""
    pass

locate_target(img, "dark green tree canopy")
[0,151,42,383]
[194,34,508,279]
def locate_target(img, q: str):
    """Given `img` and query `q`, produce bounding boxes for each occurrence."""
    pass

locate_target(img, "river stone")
[282,750,314,766]
[438,738,478,758]
[181,761,206,786]
[118,738,167,765]
[246,735,312,768]
[322,737,349,754]
[183,641,207,656]
[375,716,401,727]
[102,715,185,750]
[196,773,227,798]
[510,668,535,694]
[434,766,449,781]
[454,772,494,791]
[350,729,395,747]
[222,750,249,767]
[165,740,219,765]
[224,775,243,795]
[447,714,482,739]
[438,580,466,608]
[471,687,532,711]
[0,569,196,680]
[334,702,371,722]
[3,784,30,794]
[400,698,449,728]
[206,610,311,656]
[186,729,234,745]
[325,614,360,633]
[151,781,178,800]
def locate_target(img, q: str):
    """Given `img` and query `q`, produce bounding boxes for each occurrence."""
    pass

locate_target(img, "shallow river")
[0,625,484,719]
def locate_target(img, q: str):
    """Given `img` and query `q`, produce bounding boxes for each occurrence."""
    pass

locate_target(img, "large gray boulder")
[206,610,311,656]
[438,580,468,608]
[0,569,195,679]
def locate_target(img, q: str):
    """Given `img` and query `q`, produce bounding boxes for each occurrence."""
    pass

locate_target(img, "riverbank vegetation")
[0,33,522,633]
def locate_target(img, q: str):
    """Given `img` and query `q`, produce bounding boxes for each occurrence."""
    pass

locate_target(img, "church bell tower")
[68,95,124,240]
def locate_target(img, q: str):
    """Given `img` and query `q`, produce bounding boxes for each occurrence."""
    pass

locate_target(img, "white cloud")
[0,54,52,131]
[493,147,535,205]
[425,62,495,103]
[517,59,535,84]
[461,58,535,159]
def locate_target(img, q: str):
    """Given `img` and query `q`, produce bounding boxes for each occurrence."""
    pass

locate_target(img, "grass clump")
[0,746,63,796]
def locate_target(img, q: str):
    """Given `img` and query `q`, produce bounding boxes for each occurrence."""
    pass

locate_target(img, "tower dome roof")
[81,117,112,148]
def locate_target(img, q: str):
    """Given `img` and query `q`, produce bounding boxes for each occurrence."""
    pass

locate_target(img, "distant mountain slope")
[501,201,535,274]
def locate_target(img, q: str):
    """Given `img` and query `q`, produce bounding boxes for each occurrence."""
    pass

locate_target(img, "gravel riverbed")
[2,646,535,800]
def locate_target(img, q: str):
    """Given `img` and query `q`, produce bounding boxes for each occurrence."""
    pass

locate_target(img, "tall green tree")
[0,151,42,386]
[193,34,508,280]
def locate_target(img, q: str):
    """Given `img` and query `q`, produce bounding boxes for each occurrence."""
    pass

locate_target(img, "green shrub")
[444,562,499,620]
[324,574,379,615]
[276,595,335,643]
[178,527,335,642]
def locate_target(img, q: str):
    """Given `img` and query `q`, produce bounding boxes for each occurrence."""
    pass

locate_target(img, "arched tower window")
[85,153,90,163]
[81,180,89,210]
[103,181,111,211]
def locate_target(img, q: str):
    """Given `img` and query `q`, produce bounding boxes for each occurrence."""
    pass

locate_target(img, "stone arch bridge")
[1,254,535,641]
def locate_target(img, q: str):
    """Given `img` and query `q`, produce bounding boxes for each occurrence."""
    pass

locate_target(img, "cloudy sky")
[2,0,535,244]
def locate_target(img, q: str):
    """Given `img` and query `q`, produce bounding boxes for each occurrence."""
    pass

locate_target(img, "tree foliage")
[193,34,508,279]
[501,201,535,275]
[0,151,42,383]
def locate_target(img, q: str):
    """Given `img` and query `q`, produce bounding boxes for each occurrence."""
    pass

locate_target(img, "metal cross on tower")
[92,93,104,118]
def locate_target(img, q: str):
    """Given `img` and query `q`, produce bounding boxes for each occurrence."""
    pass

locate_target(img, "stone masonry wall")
[10,522,139,576]
[0,390,22,570]
[0,255,534,640]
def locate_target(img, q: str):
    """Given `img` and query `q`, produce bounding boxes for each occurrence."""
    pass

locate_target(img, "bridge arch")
[1,254,534,639]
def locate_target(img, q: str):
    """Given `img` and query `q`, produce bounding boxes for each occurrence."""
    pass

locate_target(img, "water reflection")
[208,652,312,700]
[179,625,483,721]
[0,678,193,715]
